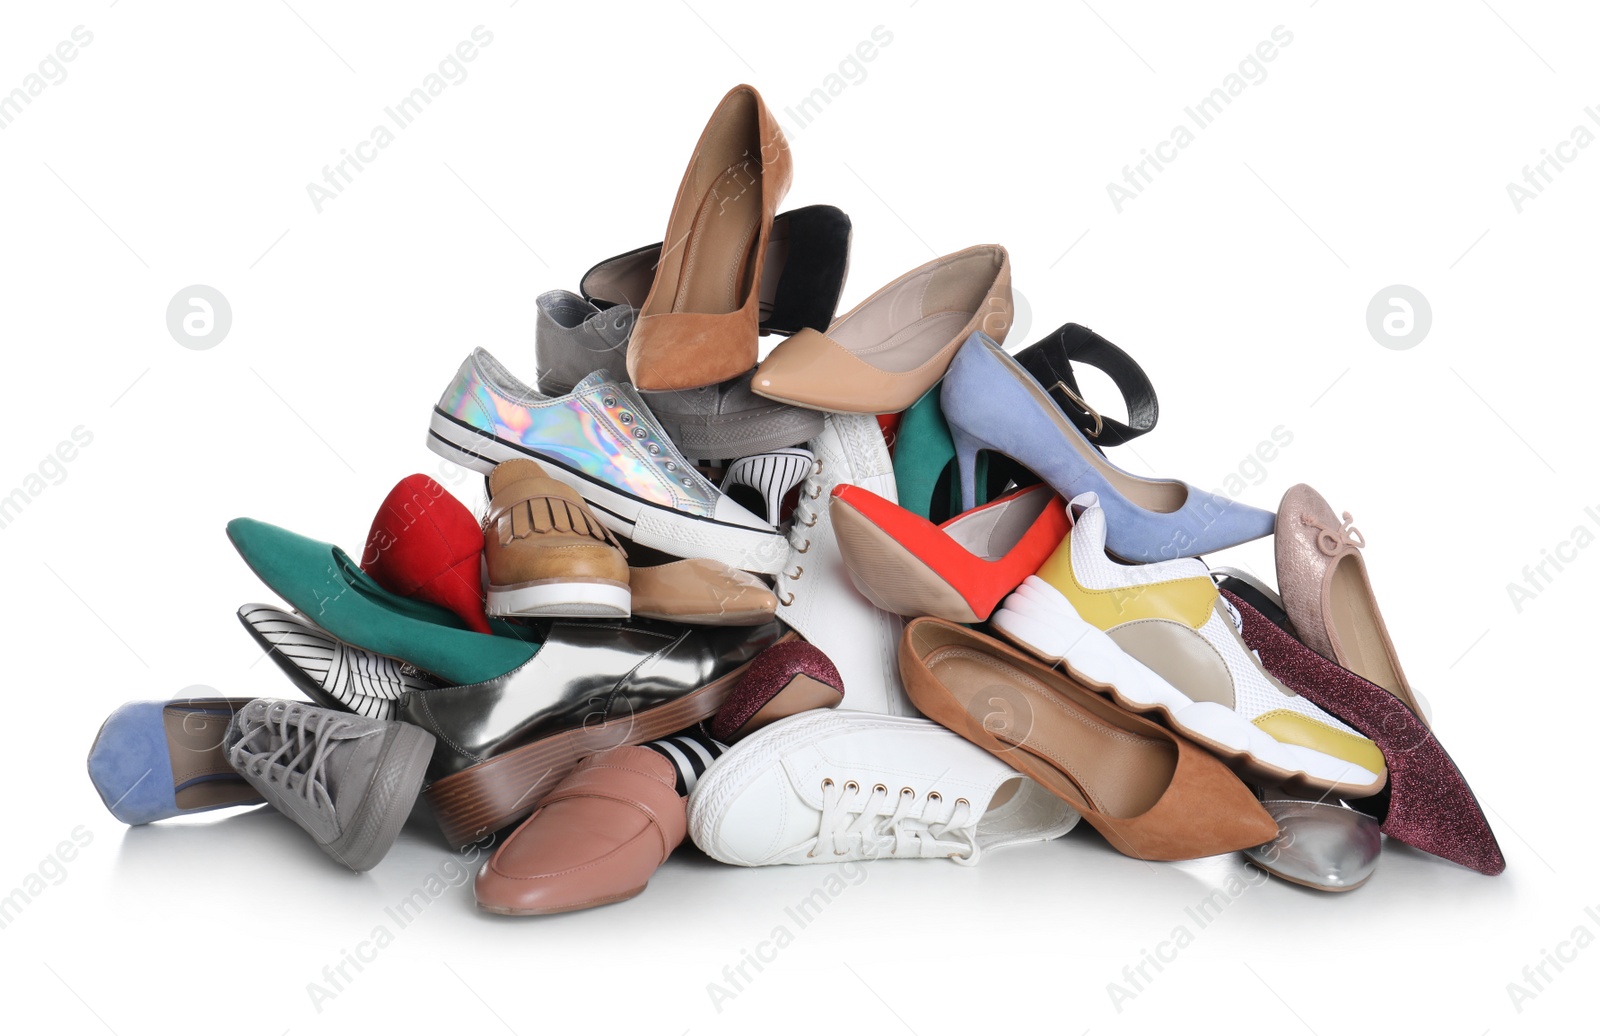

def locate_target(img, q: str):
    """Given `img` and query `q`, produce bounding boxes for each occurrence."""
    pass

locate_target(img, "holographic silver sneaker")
[427,348,788,574]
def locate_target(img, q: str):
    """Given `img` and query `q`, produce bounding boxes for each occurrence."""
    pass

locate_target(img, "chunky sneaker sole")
[485,578,631,619]
[992,575,1385,797]
[428,408,789,575]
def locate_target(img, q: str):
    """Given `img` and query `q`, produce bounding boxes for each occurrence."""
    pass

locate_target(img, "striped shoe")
[719,448,816,526]
[237,603,442,720]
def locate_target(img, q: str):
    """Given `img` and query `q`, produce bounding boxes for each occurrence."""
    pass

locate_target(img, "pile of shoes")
[87,83,1503,915]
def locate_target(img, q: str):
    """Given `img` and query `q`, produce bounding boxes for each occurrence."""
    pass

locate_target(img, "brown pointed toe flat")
[899,618,1278,861]
[1275,484,1428,726]
[627,84,793,392]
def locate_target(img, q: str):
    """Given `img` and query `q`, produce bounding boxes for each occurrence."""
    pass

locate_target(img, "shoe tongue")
[1067,492,1107,548]
[570,370,616,395]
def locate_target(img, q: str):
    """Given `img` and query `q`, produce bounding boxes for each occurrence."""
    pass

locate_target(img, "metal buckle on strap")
[1049,380,1103,439]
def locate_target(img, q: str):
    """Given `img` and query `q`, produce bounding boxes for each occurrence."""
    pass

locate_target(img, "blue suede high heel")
[940,332,1273,562]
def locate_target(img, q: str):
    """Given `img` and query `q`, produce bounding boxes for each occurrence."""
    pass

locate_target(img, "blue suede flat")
[88,697,264,825]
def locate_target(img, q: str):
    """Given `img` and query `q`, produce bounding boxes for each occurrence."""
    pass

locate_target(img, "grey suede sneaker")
[224,699,435,872]
[534,290,821,460]
[533,289,632,396]
[642,373,823,461]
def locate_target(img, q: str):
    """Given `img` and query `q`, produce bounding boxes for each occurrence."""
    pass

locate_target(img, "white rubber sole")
[486,581,631,619]
[427,410,788,575]
[991,576,1384,795]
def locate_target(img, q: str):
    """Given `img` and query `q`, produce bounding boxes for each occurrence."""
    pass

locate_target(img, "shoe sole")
[485,580,631,619]
[427,409,788,575]
[426,633,793,849]
[633,604,777,625]
[829,495,983,623]
[476,884,648,916]
[1242,857,1373,893]
[323,722,436,872]
[991,576,1386,798]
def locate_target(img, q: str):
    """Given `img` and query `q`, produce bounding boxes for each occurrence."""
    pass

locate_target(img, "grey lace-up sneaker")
[224,700,435,872]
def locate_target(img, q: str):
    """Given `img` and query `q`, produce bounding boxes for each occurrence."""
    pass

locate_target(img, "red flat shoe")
[830,483,1067,623]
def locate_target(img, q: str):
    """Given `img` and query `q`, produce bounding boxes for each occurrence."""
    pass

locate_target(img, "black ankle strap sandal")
[1012,322,1158,449]
[579,204,852,338]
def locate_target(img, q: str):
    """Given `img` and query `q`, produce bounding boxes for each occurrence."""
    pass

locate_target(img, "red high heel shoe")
[830,483,1067,623]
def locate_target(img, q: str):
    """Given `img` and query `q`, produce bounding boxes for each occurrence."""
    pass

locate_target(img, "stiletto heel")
[948,422,984,513]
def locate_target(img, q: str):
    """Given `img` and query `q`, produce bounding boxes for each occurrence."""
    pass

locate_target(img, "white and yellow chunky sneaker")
[992,493,1386,798]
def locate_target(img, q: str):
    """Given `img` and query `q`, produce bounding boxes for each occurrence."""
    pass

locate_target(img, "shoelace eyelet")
[603,395,617,408]
[844,780,859,793]
[634,428,647,440]
[785,565,804,580]
[778,591,795,606]
[648,444,660,455]
[619,412,633,424]
[795,539,810,553]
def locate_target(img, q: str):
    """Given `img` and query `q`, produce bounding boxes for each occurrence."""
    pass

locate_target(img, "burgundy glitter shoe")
[1222,589,1504,876]
[710,641,844,744]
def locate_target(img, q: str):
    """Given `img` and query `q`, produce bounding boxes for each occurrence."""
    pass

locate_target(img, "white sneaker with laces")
[687,710,1079,866]
[774,414,910,714]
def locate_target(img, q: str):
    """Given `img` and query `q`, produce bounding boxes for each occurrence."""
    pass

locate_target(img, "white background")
[2,1,1595,1033]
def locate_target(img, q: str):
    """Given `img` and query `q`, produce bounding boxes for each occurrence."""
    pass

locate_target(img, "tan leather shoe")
[627,84,793,392]
[629,557,778,625]
[474,745,686,915]
[899,618,1278,861]
[752,245,1011,414]
[485,459,630,617]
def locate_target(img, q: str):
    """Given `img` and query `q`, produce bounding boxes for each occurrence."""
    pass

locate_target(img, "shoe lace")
[233,703,363,812]
[812,778,978,861]
[601,383,720,496]
[775,456,824,607]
